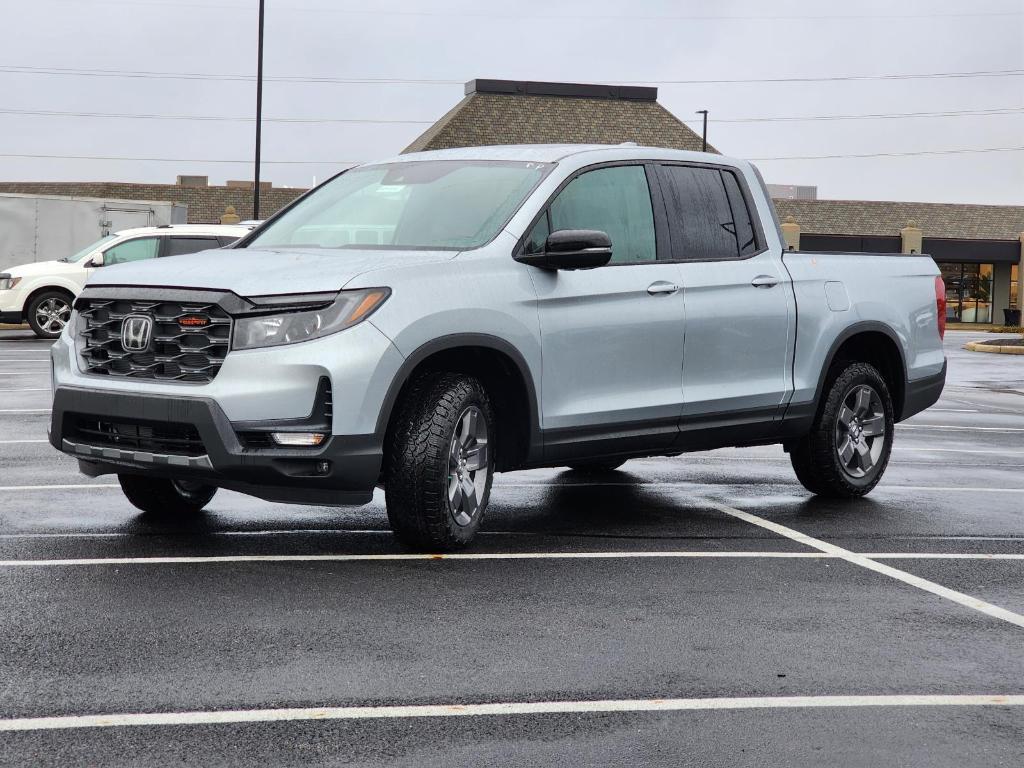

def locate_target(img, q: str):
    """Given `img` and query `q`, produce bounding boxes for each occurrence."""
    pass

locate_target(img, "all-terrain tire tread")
[384,372,493,550]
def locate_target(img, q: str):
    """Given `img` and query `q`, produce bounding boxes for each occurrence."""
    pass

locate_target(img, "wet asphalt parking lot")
[0,328,1022,766]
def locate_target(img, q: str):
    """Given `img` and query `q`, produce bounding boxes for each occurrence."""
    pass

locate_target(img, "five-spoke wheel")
[834,384,886,479]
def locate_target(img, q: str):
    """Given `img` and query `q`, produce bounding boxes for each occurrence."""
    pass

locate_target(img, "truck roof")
[371,143,746,168]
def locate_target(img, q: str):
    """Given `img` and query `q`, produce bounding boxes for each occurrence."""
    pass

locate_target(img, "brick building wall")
[0,182,307,223]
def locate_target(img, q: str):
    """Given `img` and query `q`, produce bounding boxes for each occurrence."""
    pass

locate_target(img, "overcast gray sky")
[2,0,1022,204]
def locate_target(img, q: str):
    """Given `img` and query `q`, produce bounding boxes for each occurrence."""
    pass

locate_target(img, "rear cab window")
[658,164,760,261]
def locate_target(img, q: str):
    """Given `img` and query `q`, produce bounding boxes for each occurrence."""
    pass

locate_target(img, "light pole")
[253,0,265,219]
[696,109,708,152]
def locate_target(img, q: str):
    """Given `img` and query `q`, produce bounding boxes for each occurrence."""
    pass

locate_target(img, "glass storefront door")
[939,262,994,323]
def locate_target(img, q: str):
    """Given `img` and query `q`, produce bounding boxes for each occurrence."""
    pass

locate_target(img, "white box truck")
[0,193,187,272]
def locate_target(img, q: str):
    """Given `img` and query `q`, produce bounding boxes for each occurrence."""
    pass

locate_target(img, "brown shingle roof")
[774,198,1024,242]
[404,83,711,154]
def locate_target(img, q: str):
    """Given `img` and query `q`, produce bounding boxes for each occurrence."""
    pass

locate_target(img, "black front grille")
[68,415,206,456]
[78,298,231,383]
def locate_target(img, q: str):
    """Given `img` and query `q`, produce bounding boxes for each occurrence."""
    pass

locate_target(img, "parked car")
[48,145,946,550]
[0,224,252,338]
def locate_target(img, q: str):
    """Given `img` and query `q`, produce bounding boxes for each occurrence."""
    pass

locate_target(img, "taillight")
[934,276,946,340]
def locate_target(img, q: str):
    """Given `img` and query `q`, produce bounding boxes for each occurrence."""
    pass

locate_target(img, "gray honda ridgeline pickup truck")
[49,144,946,549]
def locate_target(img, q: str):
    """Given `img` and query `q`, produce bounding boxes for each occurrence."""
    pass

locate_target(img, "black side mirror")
[516,229,612,270]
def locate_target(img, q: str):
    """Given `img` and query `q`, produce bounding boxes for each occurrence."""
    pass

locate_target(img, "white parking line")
[901,447,1024,455]
[0,388,48,392]
[0,440,48,444]
[867,553,1024,560]
[495,482,1024,494]
[1,551,1023,568]
[1,694,1020,732]
[0,360,50,363]
[0,409,50,413]
[0,551,831,567]
[0,484,118,491]
[3,481,1024,494]
[898,425,1024,433]
[930,408,980,413]
[702,500,1024,630]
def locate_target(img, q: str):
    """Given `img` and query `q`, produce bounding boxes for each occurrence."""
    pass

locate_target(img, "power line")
[29,0,1024,20]
[0,66,459,84]
[0,153,359,165]
[1,64,1023,86]
[713,107,1024,123]
[0,108,432,124]
[2,147,1023,165]
[750,146,1024,161]
[2,106,1020,126]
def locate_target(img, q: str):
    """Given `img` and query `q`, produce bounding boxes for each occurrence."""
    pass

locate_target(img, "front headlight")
[0,275,21,290]
[232,288,390,351]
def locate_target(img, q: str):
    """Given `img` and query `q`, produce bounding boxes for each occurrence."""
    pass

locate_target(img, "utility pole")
[253,0,265,219]
[696,110,708,152]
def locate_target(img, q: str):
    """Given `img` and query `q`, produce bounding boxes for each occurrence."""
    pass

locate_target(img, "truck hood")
[88,247,457,297]
[3,259,82,278]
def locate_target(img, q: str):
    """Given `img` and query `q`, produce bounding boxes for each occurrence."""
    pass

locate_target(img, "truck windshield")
[245,160,553,251]
[60,234,117,263]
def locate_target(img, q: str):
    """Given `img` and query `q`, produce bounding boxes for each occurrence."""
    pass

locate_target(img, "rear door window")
[659,166,751,260]
[164,237,221,257]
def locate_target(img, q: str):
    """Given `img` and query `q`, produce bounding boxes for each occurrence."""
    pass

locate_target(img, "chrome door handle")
[647,281,680,295]
[751,274,780,288]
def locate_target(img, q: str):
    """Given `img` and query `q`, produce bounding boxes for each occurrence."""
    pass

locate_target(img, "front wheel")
[385,372,495,551]
[27,290,73,339]
[118,475,218,517]
[789,362,894,498]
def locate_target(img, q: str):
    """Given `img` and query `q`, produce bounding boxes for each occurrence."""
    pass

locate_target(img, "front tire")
[27,290,73,339]
[385,372,495,551]
[790,362,894,498]
[118,475,217,517]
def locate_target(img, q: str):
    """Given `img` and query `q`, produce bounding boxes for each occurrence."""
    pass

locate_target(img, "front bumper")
[50,386,381,505]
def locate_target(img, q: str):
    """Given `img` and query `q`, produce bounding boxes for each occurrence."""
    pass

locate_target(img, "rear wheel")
[385,372,494,551]
[118,475,217,517]
[27,290,73,339]
[789,362,894,497]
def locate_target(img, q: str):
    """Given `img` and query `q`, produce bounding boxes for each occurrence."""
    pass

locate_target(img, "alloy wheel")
[34,297,71,335]
[446,405,489,526]
[834,384,886,478]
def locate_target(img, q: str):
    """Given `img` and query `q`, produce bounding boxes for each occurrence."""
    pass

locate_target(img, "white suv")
[0,224,252,338]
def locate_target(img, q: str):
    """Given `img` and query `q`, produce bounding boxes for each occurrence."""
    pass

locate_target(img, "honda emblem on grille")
[122,314,153,352]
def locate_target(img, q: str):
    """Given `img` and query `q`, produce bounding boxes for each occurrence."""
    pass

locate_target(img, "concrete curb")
[964,341,1024,355]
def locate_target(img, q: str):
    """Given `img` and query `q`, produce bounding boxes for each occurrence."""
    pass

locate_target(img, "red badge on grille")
[180,316,209,327]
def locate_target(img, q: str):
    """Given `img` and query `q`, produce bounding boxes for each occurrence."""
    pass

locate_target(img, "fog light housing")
[271,432,326,447]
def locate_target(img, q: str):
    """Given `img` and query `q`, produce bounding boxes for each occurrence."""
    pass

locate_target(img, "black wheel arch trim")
[792,320,912,425]
[374,333,542,457]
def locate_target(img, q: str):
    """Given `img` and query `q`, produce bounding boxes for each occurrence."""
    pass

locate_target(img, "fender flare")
[809,320,908,418]
[373,333,542,449]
